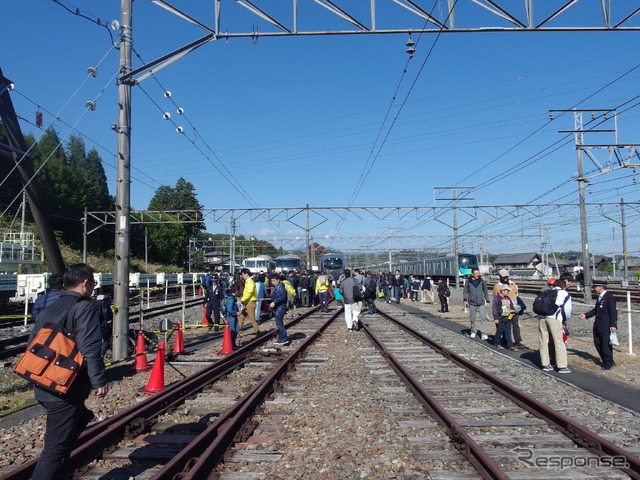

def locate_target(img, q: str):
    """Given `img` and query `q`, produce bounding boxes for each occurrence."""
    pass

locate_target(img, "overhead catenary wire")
[403,77,640,236]
[14,111,160,192]
[51,0,118,48]
[0,45,116,189]
[1,69,119,218]
[131,48,287,239]
[336,0,459,234]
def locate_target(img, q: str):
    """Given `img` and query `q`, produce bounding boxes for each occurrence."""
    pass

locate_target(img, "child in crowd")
[334,286,343,307]
[225,286,240,348]
[492,284,518,351]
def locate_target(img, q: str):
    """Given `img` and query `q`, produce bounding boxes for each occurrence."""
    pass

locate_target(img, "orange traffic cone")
[138,342,166,395]
[172,321,187,355]
[202,305,210,325]
[133,330,150,372]
[218,321,235,356]
[198,287,203,297]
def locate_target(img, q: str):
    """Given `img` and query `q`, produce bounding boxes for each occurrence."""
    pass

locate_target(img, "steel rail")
[376,310,640,479]
[1,307,321,479]
[151,308,342,480]
[362,319,510,480]
[0,298,202,361]
[129,296,204,320]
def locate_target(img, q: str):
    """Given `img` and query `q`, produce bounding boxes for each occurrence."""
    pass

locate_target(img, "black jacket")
[584,291,617,332]
[206,284,223,306]
[28,291,107,403]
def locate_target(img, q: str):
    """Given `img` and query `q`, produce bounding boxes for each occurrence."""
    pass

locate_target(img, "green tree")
[146,178,204,266]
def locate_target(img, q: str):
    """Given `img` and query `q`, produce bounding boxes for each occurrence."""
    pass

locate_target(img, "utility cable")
[452,61,640,189]
[1,45,115,188]
[336,0,458,234]
[14,113,159,191]
[130,48,260,209]
[131,47,287,238]
[51,0,118,47]
[1,70,118,218]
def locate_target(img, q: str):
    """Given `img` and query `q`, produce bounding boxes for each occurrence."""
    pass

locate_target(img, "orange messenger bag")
[14,301,84,395]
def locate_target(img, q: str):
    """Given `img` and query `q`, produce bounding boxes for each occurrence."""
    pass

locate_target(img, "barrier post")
[164,281,168,305]
[22,295,29,330]
[146,279,151,308]
[181,285,186,324]
[627,291,636,356]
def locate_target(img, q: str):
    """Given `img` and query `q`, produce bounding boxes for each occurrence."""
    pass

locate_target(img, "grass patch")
[0,377,35,418]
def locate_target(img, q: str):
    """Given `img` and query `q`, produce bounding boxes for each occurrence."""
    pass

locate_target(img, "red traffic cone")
[202,305,210,325]
[198,287,203,297]
[133,330,150,372]
[138,342,166,395]
[218,321,235,356]
[172,321,187,355]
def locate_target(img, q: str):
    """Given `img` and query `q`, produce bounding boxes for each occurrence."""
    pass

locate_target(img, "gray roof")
[493,253,540,265]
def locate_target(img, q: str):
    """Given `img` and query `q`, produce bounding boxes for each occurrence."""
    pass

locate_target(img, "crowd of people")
[460,268,618,375]
[23,261,620,479]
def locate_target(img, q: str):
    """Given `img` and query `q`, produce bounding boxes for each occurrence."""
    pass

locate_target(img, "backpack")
[532,289,559,316]
[444,287,451,297]
[365,279,376,295]
[96,295,113,340]
[353,284,364,302]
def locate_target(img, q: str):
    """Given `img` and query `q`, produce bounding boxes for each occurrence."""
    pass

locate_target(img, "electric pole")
[113,0,133,361]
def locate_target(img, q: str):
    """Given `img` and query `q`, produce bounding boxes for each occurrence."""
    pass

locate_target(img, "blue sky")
[2,1,640,259]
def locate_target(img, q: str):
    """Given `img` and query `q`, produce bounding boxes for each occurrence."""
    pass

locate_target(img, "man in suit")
[578,281,617,370]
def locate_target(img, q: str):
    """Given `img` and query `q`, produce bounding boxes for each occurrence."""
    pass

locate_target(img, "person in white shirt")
[539,278,572,374]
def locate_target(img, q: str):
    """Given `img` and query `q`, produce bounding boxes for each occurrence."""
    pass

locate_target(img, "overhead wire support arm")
[235,0,291,33]
[312,0,369,31]
[120,33,217,84]
[469,0,526,28]
[391,0,448,29]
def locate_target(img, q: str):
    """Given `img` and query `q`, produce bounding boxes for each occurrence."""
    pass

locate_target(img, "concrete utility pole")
[113,0,133,361]
[575,119,592,292]
[621,199,629,287]
[433,187,475,288]
[306,204,311,272]
[230,218,236,274]
[388,225,392,273]
[552,107,640,294]
[452,189,460,290]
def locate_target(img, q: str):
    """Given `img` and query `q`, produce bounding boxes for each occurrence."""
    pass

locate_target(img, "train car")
[320,253,345,274]
[93,273,114,294]
[129,273,158,289]
[0,274,18,302]
[242,255,275,275]
[177,273,195,285]
[156,273,178,285]
[393,254,479,279]
[12,273,48,303]
[275,255,305,273]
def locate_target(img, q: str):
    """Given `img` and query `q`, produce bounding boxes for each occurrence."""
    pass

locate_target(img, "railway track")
[487,282,640,305]
[2,303,639,479]
[0,297,206,362]
[0,306,332,480]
